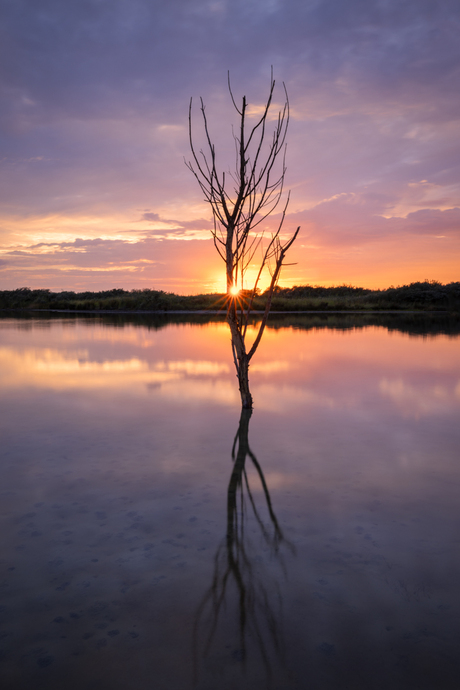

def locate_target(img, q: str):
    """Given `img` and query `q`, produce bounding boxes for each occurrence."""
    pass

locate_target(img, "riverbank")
[1,281,459,313]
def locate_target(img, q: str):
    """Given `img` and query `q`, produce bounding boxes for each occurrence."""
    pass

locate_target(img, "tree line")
[1,281,459,313]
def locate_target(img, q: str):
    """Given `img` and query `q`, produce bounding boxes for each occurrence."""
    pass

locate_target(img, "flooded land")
[0,313,459,689]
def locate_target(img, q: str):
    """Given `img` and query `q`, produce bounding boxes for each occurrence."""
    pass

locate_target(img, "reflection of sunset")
[1,320,459,418]
[0,347,179,389]
[167,360,230,375]
[379,377,460,419]
[0,347,231,390]
[250,360,291,374]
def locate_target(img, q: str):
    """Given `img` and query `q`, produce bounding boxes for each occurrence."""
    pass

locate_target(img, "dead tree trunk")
[187,70,300,409]
[227,308,253,409]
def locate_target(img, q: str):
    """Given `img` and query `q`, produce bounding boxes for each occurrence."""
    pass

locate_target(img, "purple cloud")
[1,0,459,289]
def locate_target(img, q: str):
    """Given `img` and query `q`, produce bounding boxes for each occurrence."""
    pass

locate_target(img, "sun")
[229,285,240,296]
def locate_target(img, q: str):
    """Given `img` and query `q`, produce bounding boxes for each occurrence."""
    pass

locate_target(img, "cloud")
[1,0,459,290]
[284,195,460,249]
[139,211,214,238]
[2,0,459,126]
[399,207,460,235]
[0,234,222,293]
[142,212,161,222]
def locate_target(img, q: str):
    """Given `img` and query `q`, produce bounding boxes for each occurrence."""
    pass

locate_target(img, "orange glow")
[1,320,459,418]
[1,206,459,293]
[229,285,240,296]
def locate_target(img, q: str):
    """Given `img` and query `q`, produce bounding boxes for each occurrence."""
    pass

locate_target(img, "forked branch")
[186,71,300,409]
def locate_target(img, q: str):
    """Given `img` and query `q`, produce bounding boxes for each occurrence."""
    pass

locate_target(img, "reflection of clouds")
[253,383,337,412]
[0,347,181,389]
[252,471,298,490]
[84,327,157,348]
[2,324,459,417]
[0,347,237,404]
[379,377,460,418]
[36,356,146,374]
[250,360,290,374]
[161,359,230,375]
[151,378,239,406]
[0,347,229,378]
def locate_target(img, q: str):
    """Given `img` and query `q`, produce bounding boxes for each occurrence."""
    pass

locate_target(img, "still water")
[1,313,459,690]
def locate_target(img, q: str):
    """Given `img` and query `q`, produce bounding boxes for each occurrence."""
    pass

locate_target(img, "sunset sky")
[1,0,459,294]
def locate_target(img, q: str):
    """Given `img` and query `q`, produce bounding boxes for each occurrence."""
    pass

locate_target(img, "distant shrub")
[1,281,459,313]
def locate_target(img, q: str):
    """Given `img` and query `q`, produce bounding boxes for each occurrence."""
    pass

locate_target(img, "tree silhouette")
[187,71,299,408]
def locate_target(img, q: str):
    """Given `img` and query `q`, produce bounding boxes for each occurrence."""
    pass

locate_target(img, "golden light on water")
[2,321,459,418]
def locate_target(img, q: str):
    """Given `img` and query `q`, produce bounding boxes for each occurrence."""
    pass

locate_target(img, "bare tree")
[186,71,300,408]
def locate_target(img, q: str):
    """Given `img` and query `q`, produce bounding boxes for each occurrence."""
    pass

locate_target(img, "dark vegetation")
[1,280,459,313]
[2,309,459,338]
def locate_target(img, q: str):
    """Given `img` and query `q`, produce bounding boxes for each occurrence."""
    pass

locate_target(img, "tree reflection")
[193,408,295,686]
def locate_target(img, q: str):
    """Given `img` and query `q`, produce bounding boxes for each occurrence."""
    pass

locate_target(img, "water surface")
[1,314,459,689]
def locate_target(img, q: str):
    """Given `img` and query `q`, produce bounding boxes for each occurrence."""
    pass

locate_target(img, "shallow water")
[1,314,459,689]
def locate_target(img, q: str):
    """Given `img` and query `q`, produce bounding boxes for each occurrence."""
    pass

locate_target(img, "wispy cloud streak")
[1,0,459,290]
